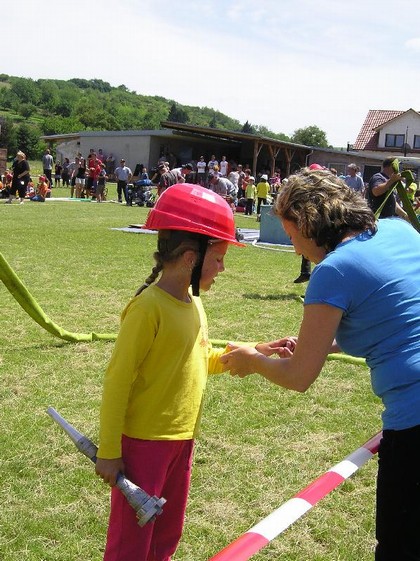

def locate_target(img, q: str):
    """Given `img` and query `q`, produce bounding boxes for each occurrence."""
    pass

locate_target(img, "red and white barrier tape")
[209,432,382,561]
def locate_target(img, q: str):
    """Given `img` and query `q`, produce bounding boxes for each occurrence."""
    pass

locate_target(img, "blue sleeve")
[304,262,351,312]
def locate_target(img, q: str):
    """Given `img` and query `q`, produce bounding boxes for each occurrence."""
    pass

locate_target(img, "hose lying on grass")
[1,251,366,366]
[0,251,117,342]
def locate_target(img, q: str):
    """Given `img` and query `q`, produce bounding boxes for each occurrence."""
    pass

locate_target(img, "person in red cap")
[95,184,261,561]
[308,163,326,170]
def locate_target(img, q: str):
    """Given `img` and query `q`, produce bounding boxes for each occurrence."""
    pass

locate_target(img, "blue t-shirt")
[305,218,420,430]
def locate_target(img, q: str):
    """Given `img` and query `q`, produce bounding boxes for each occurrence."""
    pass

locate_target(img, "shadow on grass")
[2,339,113,352]
[243,292,303,302]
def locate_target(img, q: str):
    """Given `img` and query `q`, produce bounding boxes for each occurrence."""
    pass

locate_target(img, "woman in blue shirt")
[221,168,420,561]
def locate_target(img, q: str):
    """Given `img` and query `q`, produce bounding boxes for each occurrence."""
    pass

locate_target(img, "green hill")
[0,74,289,159]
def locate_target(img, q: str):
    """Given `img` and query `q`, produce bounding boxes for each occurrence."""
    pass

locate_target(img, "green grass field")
[0,185,382,560]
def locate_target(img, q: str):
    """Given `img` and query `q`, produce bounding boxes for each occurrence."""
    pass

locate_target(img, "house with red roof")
[354,109,420,155]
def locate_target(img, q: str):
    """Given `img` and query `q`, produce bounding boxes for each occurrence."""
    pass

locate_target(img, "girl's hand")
[256,337,297,357]
[95,457,125,487]
[220,344,261,377]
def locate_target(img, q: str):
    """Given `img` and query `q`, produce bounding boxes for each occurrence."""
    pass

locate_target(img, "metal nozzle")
[46,407,166,526]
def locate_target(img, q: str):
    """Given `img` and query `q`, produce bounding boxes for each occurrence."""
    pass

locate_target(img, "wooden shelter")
[161,121,311,177]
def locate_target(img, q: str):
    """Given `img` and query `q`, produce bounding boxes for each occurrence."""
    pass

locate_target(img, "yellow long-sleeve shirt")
[97,285,227,459]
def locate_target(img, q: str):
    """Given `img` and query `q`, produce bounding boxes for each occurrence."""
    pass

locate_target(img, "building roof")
[160,121,310,150]
[40,129,174,142]
[353,110,404,150]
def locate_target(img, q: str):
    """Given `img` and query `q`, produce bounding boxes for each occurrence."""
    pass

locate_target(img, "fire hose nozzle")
[46,407,166,526]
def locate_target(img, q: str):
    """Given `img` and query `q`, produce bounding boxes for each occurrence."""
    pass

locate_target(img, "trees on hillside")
[15,122,41,158]
[167,102,189,123]
[0,117,17,155]
[0,74,291,157]
[0,117,41,158]
[241,120,255,134]
[291,125,329,147]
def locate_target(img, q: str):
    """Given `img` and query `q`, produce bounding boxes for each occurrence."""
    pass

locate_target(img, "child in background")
[30,175,50,202]
[96,163,107,202]
[26,179,36,199]
[54,162,62,187]
[256,174,270,217]
[95,183,244,561]
[244,175,256,215]
[5,170,13,191]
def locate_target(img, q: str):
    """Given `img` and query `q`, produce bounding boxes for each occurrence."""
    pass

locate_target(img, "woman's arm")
[220,304,343,392]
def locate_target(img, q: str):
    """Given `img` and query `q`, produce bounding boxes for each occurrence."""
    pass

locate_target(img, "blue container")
[259,205,292,245]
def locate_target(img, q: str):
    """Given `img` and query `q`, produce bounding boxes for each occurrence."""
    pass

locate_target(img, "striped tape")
[209,432,382,561]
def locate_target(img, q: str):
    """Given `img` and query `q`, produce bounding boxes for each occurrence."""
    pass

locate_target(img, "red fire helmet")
[144,183,244,246]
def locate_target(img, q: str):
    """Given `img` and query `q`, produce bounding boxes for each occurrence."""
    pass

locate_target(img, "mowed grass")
[0,188,382,561]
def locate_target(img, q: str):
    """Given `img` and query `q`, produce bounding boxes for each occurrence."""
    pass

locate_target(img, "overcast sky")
[4,0,420,146]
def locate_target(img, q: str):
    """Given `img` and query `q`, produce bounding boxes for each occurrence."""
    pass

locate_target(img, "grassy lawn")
[0,189,382,560]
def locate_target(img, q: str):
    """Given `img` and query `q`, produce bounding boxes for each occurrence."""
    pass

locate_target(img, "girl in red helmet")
[95,184,244,561]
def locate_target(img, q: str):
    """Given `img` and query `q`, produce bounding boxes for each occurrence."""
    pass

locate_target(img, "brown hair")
[275,168,376,252]
[135,230,208,296]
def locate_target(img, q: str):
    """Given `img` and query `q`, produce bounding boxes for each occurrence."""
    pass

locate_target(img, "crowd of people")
[2,150,419,220]
[150,153,282,216]
[0,150,53,204]
[0,148,116,203]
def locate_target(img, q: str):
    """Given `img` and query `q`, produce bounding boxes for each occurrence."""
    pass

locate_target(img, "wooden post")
[252,141,263,177]
[0,148,7,177]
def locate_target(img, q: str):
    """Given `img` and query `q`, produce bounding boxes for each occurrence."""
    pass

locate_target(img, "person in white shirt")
[207,155,218,172]
[196,156,207,186]
[219,156,228,177]
[114,159,133,203]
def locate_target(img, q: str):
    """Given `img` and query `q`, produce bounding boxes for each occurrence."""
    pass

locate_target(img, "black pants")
[117,180,128,202]
[10,178,28,198]
[44,169,53,187]
[375,425,420,560]
[257,197,266,214]
[245,198,254,215]
[300,256,311,275]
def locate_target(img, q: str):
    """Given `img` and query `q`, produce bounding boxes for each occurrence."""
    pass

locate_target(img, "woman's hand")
[256,337,297,357]
[95,457,125,487]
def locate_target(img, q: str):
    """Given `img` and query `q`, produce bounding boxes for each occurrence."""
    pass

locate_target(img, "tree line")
[0,74,329,160]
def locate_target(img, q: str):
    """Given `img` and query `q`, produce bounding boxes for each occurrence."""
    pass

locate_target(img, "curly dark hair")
[275,168,376,252]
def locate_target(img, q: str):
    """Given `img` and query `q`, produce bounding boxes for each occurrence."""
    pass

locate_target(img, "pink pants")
[103,436,194,561]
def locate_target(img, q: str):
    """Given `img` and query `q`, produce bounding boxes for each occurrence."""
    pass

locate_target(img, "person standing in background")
[256,174,270,216]
[196,156,207,186]
[219,156,228,177]
[6,151,30,205]
[344,163,364,194]
[42,149,54,188]
[114,159,133,204]
[208,155,218,174]
[61,158,71,188]
[54,161,63,188]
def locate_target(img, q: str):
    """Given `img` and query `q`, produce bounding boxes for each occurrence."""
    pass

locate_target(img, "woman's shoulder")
[378,217,419,239]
